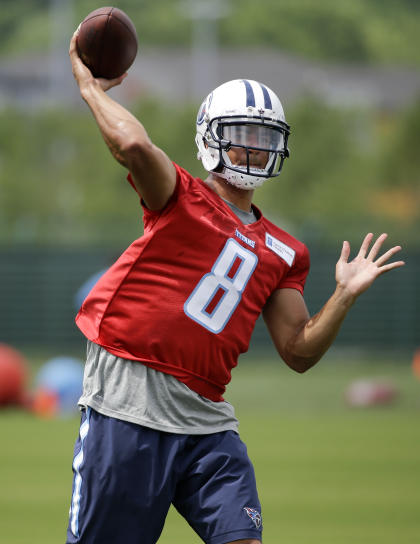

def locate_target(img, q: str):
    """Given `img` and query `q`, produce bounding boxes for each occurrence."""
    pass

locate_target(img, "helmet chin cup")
[218,168,266,190]
[195,79,290,190]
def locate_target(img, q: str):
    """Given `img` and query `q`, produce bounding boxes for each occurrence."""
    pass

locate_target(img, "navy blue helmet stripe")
[242,80,255,107]
[260,84,272,110]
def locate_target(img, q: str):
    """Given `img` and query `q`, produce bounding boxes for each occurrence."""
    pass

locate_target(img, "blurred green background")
[0,1,419,543]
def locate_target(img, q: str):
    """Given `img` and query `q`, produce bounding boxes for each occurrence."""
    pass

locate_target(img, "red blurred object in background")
[0,343,28,406]
[31,388,59,418]
[345,379,398,407]
[412,348,420,380]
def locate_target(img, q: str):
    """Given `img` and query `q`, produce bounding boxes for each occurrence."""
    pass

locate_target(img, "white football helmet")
[195,79,290,189]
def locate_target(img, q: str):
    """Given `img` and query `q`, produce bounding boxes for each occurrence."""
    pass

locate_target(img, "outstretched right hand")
[69,29,127,93]
[335,233,405,301]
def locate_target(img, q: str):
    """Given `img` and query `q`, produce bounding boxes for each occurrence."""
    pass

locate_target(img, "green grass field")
[1,350,420,544]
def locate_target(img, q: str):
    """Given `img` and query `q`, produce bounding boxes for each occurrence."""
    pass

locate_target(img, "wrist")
[333,283,357,309]
[80,78,101,101]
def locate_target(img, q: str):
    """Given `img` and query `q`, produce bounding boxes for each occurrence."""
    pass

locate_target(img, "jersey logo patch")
[265,233,295,266]
[243,507,262,529]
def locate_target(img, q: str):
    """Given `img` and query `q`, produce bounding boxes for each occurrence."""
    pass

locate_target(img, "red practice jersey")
[76,164,310,401]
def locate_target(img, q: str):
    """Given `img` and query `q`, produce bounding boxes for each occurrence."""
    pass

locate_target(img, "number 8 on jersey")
[184,238,258,333]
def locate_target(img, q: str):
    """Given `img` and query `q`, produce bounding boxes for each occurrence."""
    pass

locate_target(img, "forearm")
[265,235,404,374]
[284,285,356,372]
[81,80,150,167]
[69,29,176,209]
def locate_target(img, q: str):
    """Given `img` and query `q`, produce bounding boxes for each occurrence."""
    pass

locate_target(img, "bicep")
[127,143,177,211]
[262,288,310,360]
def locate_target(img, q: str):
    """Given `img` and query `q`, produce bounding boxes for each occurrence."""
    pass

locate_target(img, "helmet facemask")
[208,116,290,189]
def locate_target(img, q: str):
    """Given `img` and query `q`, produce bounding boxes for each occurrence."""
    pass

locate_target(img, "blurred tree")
[0,101,199,246]
[0,0,420,65]
[0,97,418,248]
[224,0,371,62]
[382,98,420,188]
[367,98,420,237]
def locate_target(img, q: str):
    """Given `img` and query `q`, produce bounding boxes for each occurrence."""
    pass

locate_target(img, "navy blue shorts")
[66,408,262,544]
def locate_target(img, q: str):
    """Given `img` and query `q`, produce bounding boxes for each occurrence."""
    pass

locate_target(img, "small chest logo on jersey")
[235,229,256,248]
[265,233,295,266]
[243,507,262,529]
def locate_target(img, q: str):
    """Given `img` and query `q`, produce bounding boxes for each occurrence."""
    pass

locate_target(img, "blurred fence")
[0,245,418,352]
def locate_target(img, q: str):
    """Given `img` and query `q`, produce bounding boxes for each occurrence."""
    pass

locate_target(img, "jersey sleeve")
[126,163,186,230]
[276,243,310,294]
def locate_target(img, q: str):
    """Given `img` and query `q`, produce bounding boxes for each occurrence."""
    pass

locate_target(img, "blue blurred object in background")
[34,356,84,417]
[74,268,108,310]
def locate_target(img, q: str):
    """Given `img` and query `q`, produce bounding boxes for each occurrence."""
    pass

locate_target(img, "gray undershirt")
[222,198,257,225]
[79,341,239,434]
[79,200,257,434]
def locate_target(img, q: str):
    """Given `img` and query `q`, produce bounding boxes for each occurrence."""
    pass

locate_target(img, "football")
[76,6,138,79]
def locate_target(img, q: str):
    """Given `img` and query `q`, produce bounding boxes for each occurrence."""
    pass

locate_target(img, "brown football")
[76,7,138,79]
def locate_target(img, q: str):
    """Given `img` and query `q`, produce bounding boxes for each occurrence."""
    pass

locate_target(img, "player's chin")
[248,155,269,169]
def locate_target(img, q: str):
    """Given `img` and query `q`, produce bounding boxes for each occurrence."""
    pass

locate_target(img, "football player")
[67,30,404,544]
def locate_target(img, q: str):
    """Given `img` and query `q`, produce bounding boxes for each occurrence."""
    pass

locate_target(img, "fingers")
[349,233,404,264]
[375,245,404,267]
[69,26,95,86]
[357,232,374,258]
[367,233,388,261]
[98,72,128,92]
[355,233,404,273]
[376,259,405,276]
[375,239,405,275]
[69,29,84,72]
[69,27,79,57]
[357,233,397,262]
[339,240,351,263]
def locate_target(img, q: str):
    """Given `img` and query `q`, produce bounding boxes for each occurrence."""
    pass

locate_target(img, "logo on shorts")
[243,507,262,529]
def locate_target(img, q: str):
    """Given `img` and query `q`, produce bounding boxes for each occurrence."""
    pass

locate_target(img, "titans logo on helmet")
[243,507,262,529]
[196,93,213,125]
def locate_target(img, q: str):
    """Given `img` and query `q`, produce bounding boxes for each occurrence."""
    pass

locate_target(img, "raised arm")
[263,233,405,373]
[69,30,176,211]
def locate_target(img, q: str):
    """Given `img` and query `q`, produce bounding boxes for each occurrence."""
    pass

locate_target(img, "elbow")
[281,351,321,374]
[278,334,324,374]
[288,361,313,374]
[101,134,150,169]
[120,138,153,166]
[291,363,313,374]
[121,137,152,156]
[290,363,309,374]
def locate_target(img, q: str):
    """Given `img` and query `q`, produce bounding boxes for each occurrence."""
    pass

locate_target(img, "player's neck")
[205,174,254,213]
